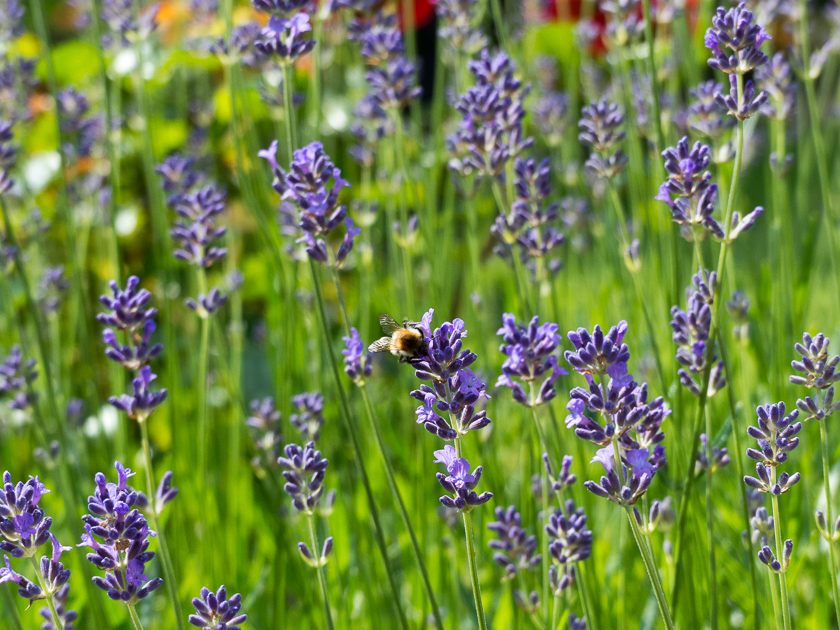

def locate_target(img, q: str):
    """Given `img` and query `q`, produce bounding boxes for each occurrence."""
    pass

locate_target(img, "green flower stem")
[552,591,562,630]
[703,407,717,630]
[462,510,489,630]
[196,266,212,544]
[818,416,840,628]
[0,586,22,630]
[609,435,674,630]
[308,259,410,630]
[139,419,185,629]
[766,563,782,630]
[127,603,146,630]
[29,557,64,630]
[490,179,532,315]
[623,506,675,630]
[358,384,446,630]
[606,183,668,399]
[530,403,551,630]
[769,467,791,630]
[307,514,336,630]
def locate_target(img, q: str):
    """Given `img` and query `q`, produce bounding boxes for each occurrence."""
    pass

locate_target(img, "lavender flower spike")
[109,366,168,422]
[278,442,329,513]
[0,472,52,558]
[705,3,771,75]
[189,585,247,629]
[487,505,541,580]
[342,328,373,385]
[496,314,567,407]
[434,445,492,512]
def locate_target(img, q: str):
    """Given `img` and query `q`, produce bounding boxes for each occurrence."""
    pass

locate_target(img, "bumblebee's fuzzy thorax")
[391,328,425,357]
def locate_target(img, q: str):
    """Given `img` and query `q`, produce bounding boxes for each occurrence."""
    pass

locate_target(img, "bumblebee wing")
[378,313,402,335]
[368,337,394,353]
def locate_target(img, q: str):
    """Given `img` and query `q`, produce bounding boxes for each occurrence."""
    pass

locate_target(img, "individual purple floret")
[0,346,39,411]
[189,585,247,629]
[695,433,730,474]
[434,445,492,512]
[564,321,629,379]
[109,365,168,422]
[758,539,793,574]
[409,310,491,440]
[40,582,77,630]
[97,276,158,333]
[495,314,567,407]
[714,75,767,121]
[0,554,41,602]
[79,461,164,604]
[567,614,588,630]
[171,184,228,268]
[790,332,840,389]
[544,454,577,495]
[185,288,228,318]
[342,328,373,385]
[545,499,593,594]
[745,402,801,468]
[487,505,541,580]
[255,13,316,65]
[289,392,324,442]
[246,397,283,468]
[578,98,628,179]
[705,2,771,75]
[687,80,735,141]
[278,442,329,513]
[136,471,178,518]
[0,472,52,558]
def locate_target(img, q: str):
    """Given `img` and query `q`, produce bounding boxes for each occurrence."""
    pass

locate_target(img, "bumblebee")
[368,314,428,363]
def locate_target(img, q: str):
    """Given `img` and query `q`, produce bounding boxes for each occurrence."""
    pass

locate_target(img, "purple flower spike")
[705,3,770,75]
[487,505,541,581]
[434,445,492,512]
[496,314,567,407]
[564,321,629,378]
[0,472,53,558]
[289,392,324,442]
[189,585,247,629]
[246,397,283,467]
[0,119,17,195]
[342,328,373,385]
[791,332,840,390]
[578,98,628,178]
[80,462,163,605]
[109,366,168,422]
[687,80,735,141]
[0,346,39,411]
[745,402,801,468]
[278,442,329,513]
[255,13,316,65]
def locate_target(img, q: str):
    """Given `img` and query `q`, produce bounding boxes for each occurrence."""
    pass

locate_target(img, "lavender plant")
[79,461,164,628]
[791,332,840,627]
[743,403,800,630]
[564,320,673,628]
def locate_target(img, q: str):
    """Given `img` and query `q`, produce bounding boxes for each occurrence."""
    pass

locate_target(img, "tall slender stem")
[818,417,840,628]
[769,467,791,630]
[308,260,410,629]
[624,507,676,630]
[127,603,146,630]
[196,267,212,545]
[139,420,185,628]
[359,385,446,630]
[462,511,488,630]
[704,408,718,630]
[307,514,335,630]
[29,557,64,630]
